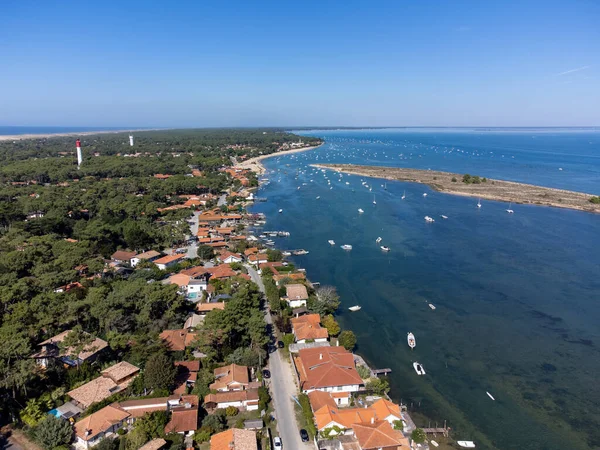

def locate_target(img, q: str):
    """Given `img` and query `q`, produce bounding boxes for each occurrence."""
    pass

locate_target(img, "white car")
[273,436,282,448]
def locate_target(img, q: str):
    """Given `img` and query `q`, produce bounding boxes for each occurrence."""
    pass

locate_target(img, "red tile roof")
[291,314,328,341]
[352,420,409,449]
[295,346,363,390]
[159,329,197,351]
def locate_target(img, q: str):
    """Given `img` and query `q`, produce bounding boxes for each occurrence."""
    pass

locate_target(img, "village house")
[203,389,259,412]
[210,363,249,391]
[351,419,410,449]
[210,428,258,450]
[53,281,84,293]
[166,271,210,301]
[273,272,306,285]
[159,328,197,351]
[130,250,162,267]
[218,251,243,264]
[31,330,109,368]
[293,346,363,394]
[154,254,186,270]
[111,250,137,264]
[247,253,268,266]
[138,439,167,450]
[173,360,200,395]
[73,404,130,449]
[291,314,329,343]
[196,301,226,315]
[283,283,309,308]
[68,361,140,409]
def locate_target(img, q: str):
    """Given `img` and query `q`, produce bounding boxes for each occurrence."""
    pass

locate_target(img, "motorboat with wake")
[341,244,353,251]
[407,332,416,349]
[424,216,435,222]
[413,362,426,375]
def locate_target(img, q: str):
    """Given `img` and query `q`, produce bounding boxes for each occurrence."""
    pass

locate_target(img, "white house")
[284,284,309,309]
[130,250,161,267]
[203,389,259,411]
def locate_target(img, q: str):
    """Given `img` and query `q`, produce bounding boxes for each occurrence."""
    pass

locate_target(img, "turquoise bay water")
[251,129,600,450]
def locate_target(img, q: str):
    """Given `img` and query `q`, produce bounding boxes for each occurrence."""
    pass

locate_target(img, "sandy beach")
[236,144,323,175]
[314,164,600,214]
[0,128,166,142]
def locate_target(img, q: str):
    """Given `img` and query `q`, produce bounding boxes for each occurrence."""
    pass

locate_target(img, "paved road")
[185,211,200,259]
[217,193,227,206]
[246,265,312,450]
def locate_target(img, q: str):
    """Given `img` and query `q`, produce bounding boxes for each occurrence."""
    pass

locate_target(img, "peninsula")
[314,164,600,214]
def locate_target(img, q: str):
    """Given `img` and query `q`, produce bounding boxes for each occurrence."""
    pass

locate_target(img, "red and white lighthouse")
[76,139,82,168]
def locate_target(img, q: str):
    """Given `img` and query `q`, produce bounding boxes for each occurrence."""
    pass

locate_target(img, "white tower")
[129,135,134,146]
[76,139,83,169]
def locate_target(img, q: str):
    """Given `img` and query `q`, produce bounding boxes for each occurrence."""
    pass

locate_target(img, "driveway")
[246,265,312,449]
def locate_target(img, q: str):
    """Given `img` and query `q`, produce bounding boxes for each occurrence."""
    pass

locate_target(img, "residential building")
[218,251,243,264]
[293,346,363,394]
[371,398,403,425]
[32,330,109,368]
[68,361,140,409]
[352,419,410,449]
[167,272,210,301]
[291,314,329,343]
[159,328,197,351]
[111,250,137,263]
[173,360,200,395]
[284,283,309,308]
[74,404,130,449]
[139,439,167,450]
[154,254,186,270]
[210,363,249,391]
[130,250,161,267]
[210,429,258,450]
[203,389,259,411]
[196,302,226,315]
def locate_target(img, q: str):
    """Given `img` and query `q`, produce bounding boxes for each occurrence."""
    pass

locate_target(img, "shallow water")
[251,129,600,450]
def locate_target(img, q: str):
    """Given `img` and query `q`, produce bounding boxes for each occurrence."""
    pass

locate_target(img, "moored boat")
[328,240,335,246]
[486,391,495,401]
[380,246,390,252]
[358,208,364,214]
[407,332,416,349]
[457,441,476,448]
[341,244,353,251]
[428,303,436,310]
[424,216,435,222]
[349,305,361,312]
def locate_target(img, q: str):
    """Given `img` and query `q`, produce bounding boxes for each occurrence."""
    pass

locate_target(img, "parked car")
[277,340,284,348]
[273,436,282,448]
[263,369,271,379]
[300,429,309,442]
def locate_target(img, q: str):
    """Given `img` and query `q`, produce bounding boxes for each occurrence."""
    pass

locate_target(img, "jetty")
[313,164,600,214]
[372,368,392,376]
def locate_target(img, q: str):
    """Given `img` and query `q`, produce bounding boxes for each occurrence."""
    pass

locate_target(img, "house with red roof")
[291,314,329,343]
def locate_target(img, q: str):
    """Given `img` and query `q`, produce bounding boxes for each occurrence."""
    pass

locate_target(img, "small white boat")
[506,202,514,213]
[341,244,353,250]
[477,198,482,208]
[423,193,428,197]
[376,237,382,243]
[328,240,335,246]
[373,196,376,205]
[348,305,361,312]
[428,303,436,310]
[424,216,435,222]
[430,440,439,447]
[457,441,476,448]
[407,332,416,349]
[380,246,390,252]
[413,362,426,375]
[278,209,283,213]
[316,196,320,199]
[486,391,495,401]
[358,208,364,214]
[401,190,406,200]
[441,215,448,219]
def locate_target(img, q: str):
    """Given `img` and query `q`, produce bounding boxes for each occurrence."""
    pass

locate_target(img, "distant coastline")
[313,164,600,214]
[0,128,167,142]
[237,143,323,174]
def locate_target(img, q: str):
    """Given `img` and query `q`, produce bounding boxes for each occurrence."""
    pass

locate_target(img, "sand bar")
[313,164,600,214]
[236,144,323,175]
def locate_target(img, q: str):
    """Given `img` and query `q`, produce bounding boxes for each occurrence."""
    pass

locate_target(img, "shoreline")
[313,164,600,214]
[236,144,323,175]
[0,128,168,142]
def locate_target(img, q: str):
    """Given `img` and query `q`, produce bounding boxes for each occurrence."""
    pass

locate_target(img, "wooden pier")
[423,422,450,437]
[372,368,392,376]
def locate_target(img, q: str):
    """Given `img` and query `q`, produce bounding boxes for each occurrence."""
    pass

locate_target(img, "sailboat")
[506,203,514,213]
[477,198,482,208]
[401,191,406,200]
[373,196,376,205]
[384,183,387,190]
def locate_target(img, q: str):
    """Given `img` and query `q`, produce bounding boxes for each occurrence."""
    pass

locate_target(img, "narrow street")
[246,265,312,449]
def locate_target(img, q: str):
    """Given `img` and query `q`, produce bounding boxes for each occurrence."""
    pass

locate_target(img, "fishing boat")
[413,362,426,375]
[401,191,406,200]
[486,391,495,401]
[380,246,390,252]
[358,208,364,214]
[278,209,283,213]
[348,305,361,312]
[424,216,435,222]
[457,441,476,448]
[376,237,382,243]
[407,332,416,349]
[428,303,436,310]
[328,240,335,246]
[341,244,353,251]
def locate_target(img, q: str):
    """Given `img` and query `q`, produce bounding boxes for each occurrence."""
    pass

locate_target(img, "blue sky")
[1,0,599,127]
